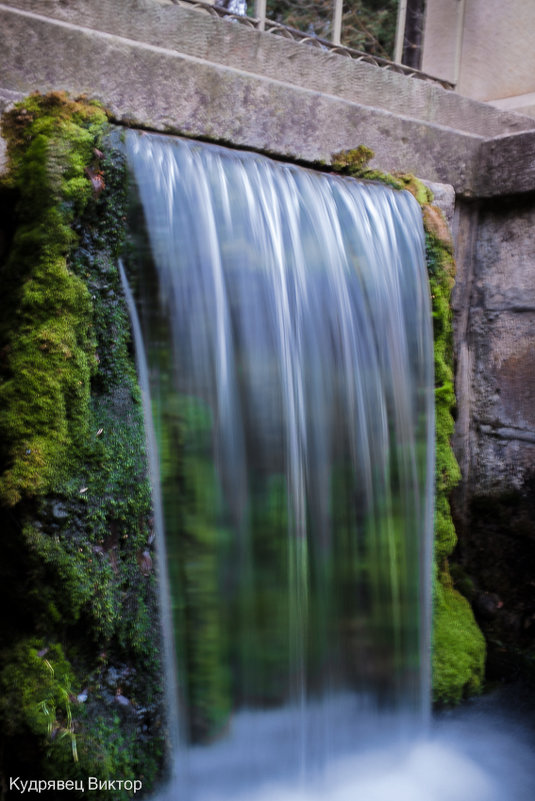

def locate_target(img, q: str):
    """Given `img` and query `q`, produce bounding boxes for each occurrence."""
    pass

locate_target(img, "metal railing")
[167,0,453,89]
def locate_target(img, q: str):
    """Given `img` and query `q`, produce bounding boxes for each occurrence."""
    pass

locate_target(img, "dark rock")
[51,501,69,520]
[474,592,503,620]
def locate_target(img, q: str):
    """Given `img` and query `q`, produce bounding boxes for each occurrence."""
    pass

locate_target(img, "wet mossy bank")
[424,220,486,704]
[333,149,486,705]
[0,94,165,799]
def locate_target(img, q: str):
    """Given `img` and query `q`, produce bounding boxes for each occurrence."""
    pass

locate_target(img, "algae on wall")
[332,148,486,704]
[0,93,165,798]
[424,210,486,704]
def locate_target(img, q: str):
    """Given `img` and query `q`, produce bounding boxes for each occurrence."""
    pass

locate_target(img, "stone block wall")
[452,197,535,678]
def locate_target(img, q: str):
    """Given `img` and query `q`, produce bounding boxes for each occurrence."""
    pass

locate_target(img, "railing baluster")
[254,0,266,31]
[332,0,343,46]
[394,0,408,63]
[167,0,453,89]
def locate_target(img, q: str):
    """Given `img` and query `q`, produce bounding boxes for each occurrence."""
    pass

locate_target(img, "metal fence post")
[332,0,343,45]
[254,0,266,31]
[394,0,407,62]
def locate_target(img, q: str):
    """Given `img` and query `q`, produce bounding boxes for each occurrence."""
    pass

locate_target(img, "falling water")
[123,130,436,799]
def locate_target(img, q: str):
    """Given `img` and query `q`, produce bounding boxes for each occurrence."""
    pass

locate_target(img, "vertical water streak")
[118,259,183,767]
[123,131,435,798]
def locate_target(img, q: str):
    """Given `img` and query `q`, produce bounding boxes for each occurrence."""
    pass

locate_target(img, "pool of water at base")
[157,684,535,801]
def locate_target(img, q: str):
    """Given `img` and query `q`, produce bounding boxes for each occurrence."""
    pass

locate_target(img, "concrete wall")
[453,199,535,497]
[452,195,535,673]
[422,0,535,118]
[2,0,535,198]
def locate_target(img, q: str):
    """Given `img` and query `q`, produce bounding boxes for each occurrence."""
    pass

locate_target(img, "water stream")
[121,131,534,800]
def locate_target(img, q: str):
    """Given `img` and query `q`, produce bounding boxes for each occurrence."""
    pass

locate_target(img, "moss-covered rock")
[423,200,485,702]
[403,178,486,703]
[432,566,486,704]
[331,146,405,190]
[0,93,105,507]
[0,93,165,798]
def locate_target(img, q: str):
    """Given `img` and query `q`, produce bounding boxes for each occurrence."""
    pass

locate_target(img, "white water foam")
[157,690,535,801]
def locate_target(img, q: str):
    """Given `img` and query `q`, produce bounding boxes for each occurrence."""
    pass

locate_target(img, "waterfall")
[123,130,435,799]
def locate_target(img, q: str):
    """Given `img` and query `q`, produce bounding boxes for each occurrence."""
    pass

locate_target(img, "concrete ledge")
[2,0,535,197]
[0,1,484,194]
[3,0,535,140]
[476,130,535,197]
[489,91,535,119]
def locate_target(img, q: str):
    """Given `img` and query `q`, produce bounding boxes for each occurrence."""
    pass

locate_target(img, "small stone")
[52,502,69,520]
[115,692,130,708]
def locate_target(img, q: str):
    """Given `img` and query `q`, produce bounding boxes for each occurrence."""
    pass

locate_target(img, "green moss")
[397,173,434,206]
[420,194,485,702]
[157,393,232,742]
[0,639,76,743]
[425,230,462,570]
[331,146,404,190]
[415,185,485,702]
[0,94,164,796]
[432,570,486,703]
[331,145,375,172]
[0,92,106,506]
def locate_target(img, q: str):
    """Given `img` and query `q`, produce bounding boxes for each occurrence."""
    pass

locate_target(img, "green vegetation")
[423,206,486,703]
[265,1,399,59]
[0,93,104,506]
[173,396,232,741]
[0,93,164,798]
[432,569,485,703]
[331,146,405,189]
[1,640,78,759]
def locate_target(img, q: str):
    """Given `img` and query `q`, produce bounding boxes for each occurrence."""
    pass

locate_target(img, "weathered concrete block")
[0,0,485,192]
[476,131,535,198]
[472,309,535,433]
[5,0,534,136]
[473,203,535,311]
[2,0,535,198]
[453,193,535,500]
